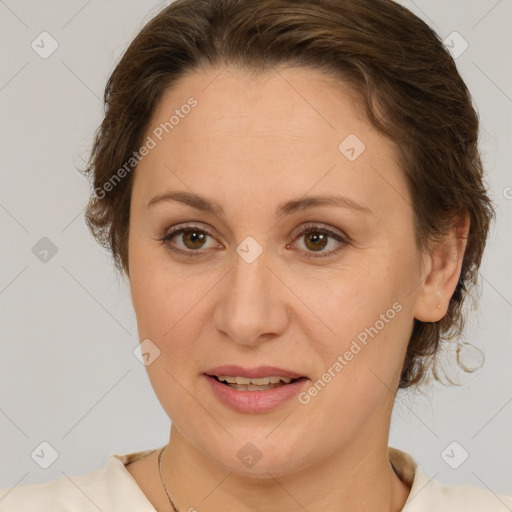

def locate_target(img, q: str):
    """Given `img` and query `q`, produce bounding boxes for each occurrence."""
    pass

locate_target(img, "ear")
[413,211,470,322]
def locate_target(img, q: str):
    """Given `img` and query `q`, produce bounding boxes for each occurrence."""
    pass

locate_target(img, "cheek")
[290,256,415,395]
[129,238,218,363]
[292,259,408,341]
[128,241,212,419]
[131,266,204,341]
[129,240,176,351]
[293,274,411,439]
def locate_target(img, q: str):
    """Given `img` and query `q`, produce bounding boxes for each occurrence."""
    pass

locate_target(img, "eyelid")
[291,222,347,240]
[161,222,217,240]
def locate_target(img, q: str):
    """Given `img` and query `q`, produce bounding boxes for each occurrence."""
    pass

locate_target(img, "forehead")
[133,65,406,216]
[149,65,373,153]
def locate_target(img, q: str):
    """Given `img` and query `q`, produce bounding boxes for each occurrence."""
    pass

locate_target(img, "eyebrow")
[146,190,372,216]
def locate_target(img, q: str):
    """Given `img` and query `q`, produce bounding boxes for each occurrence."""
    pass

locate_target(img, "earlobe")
[413,212,470,322]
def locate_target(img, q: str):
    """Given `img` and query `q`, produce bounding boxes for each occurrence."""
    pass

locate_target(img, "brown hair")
[82,0,494,388]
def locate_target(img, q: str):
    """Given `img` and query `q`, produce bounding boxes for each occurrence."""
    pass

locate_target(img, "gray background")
[1,0,511,499]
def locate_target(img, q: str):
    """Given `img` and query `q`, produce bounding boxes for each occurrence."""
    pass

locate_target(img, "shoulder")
[404,465,512,511]
[0,467,108,511]
[0,448,159,512]
[389,448,512,512]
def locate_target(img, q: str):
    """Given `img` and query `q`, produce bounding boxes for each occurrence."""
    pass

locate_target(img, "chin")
[201,433,311,479]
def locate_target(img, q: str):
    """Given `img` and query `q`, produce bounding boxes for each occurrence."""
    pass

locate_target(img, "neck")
[160,424,410,512]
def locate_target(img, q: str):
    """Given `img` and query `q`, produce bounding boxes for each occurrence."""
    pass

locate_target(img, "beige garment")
[0,447,511,511]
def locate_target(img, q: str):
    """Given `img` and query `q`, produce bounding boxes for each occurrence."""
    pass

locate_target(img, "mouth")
[204,365,308,391]
[204,365,309,413]
[209,374,305,391]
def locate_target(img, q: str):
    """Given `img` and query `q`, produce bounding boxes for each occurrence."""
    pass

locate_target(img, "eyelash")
[158,222,349,259]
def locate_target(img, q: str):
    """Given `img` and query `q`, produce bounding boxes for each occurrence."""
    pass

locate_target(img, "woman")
[1,0,510,510]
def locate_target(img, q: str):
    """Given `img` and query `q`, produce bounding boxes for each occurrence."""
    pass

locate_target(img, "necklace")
[158,445,398,512]
[158,446,180,512]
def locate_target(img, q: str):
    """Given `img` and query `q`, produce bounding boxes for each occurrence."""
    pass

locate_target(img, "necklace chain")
[158,444,399,512]
[158,446,180,512]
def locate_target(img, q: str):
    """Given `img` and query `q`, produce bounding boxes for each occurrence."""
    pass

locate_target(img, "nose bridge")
[213,238,287,345]
[230,242,272,318]
[232,242,270,301]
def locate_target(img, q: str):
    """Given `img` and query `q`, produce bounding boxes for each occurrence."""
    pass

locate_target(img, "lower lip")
[205,375,308,413]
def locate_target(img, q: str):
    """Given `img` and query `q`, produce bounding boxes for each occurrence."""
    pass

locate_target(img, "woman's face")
[128,66,428,476]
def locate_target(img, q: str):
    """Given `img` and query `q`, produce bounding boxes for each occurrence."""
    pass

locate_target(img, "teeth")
[220,376,237,384]
[246,377,269,385]
[217,375,294,385]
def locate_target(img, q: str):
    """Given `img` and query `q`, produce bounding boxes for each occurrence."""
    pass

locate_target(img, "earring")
[437,304,441,309]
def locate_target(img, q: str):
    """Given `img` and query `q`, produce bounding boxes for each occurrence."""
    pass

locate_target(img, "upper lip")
[205,365,306,380]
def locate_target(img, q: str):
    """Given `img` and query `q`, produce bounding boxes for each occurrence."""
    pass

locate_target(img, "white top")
[1,447,511,511]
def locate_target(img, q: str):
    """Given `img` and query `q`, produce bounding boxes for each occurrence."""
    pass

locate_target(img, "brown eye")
[291,224,349,259]
[180,229,208,250]
[160,223,220,257]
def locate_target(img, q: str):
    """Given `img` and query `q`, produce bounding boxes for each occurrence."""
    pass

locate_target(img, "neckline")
[113,445,418,509]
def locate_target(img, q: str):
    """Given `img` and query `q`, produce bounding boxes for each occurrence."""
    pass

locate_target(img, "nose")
[213,244,289,346]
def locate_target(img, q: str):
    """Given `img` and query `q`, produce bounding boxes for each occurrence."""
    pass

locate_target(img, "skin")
[125,65,469,512]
